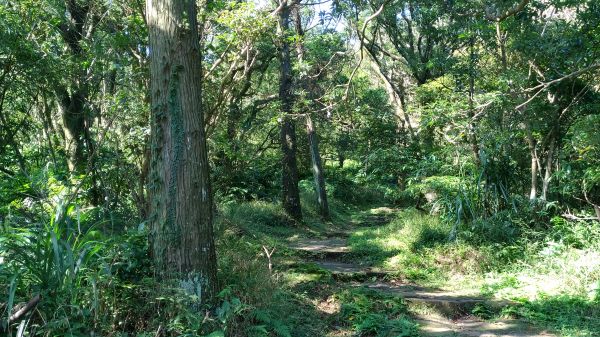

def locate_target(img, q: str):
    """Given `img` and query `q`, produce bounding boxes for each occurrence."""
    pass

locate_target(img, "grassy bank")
[346,208,600,336]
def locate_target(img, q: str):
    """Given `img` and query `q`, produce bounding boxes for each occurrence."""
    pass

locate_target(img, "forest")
[0,0,599,336]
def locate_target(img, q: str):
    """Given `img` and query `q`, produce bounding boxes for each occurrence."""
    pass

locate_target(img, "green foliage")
[348,209,454,283]
[0,200,151,335]
[1,0,600,335]
[326,164,389,206]
[336,289,419,337]
[509,295,600,337]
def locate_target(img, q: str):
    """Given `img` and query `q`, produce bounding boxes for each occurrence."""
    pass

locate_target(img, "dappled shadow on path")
[415,315,555,337]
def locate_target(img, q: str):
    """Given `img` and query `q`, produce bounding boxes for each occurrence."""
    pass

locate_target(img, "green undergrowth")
[215,178,377,241]
[347,207,600,336]
[335,288,419,337]
[504,295,600,337]
[0,176,392,336]
[348,208,457,285]
[272,260,420,337]
[203,179,406,336]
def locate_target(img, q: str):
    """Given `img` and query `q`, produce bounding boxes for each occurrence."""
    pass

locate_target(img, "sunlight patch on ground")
[282,272,326,286]
[315,295,341,315]
[368,206,396,214]
[480,248,600,301]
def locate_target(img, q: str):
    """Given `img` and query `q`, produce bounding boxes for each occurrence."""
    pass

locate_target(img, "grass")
[135,195,596,337]
[347,208,463,285]
[345,207,600,336]
[509,295,600,337]
[210,180,424,336]
[5,173,598,336]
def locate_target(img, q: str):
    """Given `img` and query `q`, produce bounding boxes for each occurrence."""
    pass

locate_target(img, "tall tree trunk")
[57,0,93,174]
[306,115,329,219]
[146,0,218,303]
[365,46,415,140]
[134,139,150,220]
[294,5,329,219]
[529,152,538,200]
[277,0,302,221]
[40,94,59,168]
[495,21,508,72]
[541,135,556,201]
[224,97,241,178]
[525,122,538,200]
[338,153,345,168]
[58,88,87,172]
[468,37,481,166]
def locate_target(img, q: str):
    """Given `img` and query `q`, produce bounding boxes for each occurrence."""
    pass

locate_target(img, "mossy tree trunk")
[293,5,329,219]
[57,88,86,173]
[57,0,91,173]
[146,0,218,304]
[277,0,302,221]
[305,114,329,218]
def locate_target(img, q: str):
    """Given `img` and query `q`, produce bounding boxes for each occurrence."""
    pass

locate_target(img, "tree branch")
[486,0,531,22]
[344,0,389,100]
[515,63,600,110]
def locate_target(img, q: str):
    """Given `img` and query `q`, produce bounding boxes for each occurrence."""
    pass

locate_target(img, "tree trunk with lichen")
[146,0,218,304]
[305,114,329,218]
[58,88,86,172]
[294,5,329,219]
[56,0,91,173]
[277,0,302,221]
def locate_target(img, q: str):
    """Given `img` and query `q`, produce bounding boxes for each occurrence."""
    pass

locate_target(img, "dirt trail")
[288,216,555,337]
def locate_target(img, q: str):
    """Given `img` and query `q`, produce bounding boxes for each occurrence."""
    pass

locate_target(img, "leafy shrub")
[217,201,294,234]
[336,289,419,337]
[0,198,229,336]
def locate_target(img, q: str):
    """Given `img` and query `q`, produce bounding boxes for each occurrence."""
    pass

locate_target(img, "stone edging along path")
[288,219,556,337]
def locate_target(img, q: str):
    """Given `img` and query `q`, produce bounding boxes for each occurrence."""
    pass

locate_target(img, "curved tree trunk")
[146,0,218,304]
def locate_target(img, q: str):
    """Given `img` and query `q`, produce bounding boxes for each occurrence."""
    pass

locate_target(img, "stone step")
[315,261,389,279]
[365,282,511,319]
[288,238,351,258]
[415,315,556,337]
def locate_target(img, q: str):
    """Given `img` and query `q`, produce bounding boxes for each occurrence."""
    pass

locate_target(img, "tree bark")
[58,88,87,172]
[525,122,538,200]
[40,93,58,168]
[468,37,481,166]
[365,44,415,140]
[495,22,508,72]
[57,0,92,173]
[541,134,556,201]
[224,97,241,178]
[146,0,218,303]
[277,0,302,221]
[294,4,329,219]
[306,115,329,218]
